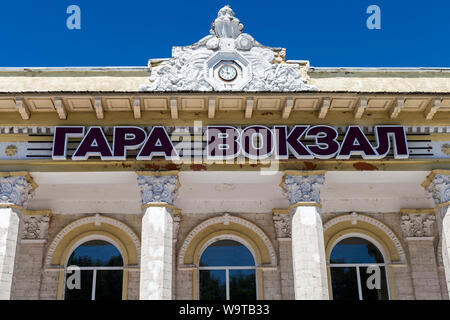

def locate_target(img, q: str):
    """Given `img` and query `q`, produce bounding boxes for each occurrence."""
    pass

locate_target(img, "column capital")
[137,173,179,206]
[400,212,435,238]
[0,174,35,208]
[281,171,325,205]
[424,172,450,206]
[423,172,450,227]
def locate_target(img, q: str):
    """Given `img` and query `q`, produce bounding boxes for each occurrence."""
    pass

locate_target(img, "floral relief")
[140,6,316,92]
[23,215,50,240]
[400,213,435,238]
[283,174,325,205]
[0,176,34,207]
[137,175,179,205]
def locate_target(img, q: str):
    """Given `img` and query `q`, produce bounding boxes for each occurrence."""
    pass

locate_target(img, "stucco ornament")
[400,213,435,238]
[0,176,34,208]
[273,213,291,239]
[427,174,450,205]
[5,145,18,157]
[282,174,325,205]
[140,5,316,92]
[442,144,450,155]
[23,215,50,240]
[137,175,179,205]
[426,174,450,225]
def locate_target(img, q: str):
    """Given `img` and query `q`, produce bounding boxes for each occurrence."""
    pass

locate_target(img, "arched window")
[64,239,124,300]
[199,239,257,300]
[329,236,390,300]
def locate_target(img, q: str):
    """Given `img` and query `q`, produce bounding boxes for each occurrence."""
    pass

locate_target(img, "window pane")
[359,266,389,300]
[200,240,255,267]
[64,270,93,300]
[95,270,123,300]
[330,237,384,264]
[330,267,359,300]
[229,270,256,300]
[199,270,226,300]
[68,240,123,267]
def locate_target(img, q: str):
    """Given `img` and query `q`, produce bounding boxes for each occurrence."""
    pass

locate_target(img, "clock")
[218,64,238,82]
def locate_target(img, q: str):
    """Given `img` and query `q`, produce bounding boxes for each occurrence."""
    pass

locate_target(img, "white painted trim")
[91,270,97,300]
[356,267,363,300]
[200,266,256,270]
[330,263,387,267]
[225,270,230,300]
[74,267,124,270]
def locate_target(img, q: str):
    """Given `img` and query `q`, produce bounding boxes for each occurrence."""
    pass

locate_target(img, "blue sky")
[0,0,449,67]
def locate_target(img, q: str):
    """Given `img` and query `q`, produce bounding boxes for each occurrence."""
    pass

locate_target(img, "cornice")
[0,93,450,122]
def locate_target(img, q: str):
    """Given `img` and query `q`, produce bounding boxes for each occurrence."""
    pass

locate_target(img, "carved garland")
[45,214,141,267]
[400,213,435,238]
[273,213,291,239]
[178,213,276,267]
[23,215,50,240]
[323,213,406,263]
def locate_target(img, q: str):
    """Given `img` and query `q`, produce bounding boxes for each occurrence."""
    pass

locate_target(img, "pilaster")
[137,172,180,300]
[400,212,441,300]
[0,174,35,300]
[424,171,450,299]
[272,209,294,299]
[281,171,329,300]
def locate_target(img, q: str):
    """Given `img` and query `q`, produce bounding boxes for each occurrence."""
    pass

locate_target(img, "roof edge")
[0,67,149,72]
[310,67,450,73]
[0,66,449,75]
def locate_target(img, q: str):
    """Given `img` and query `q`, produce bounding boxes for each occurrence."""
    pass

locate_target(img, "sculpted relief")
[140,6,316,92]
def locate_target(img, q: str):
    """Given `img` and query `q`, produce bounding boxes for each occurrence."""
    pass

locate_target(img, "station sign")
[51,125,409,161]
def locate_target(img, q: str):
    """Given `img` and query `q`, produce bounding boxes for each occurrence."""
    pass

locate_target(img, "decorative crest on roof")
[140,5,316,92]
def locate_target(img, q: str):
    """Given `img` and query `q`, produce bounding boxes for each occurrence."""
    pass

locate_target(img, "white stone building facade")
[0,6,450,300]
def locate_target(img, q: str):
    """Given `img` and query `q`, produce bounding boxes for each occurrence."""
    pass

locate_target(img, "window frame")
[197,235,259,301]
[328,233,391,300]
[62,235,125,300]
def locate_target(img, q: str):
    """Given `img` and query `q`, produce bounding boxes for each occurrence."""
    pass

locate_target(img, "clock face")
[218,65,238,82]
